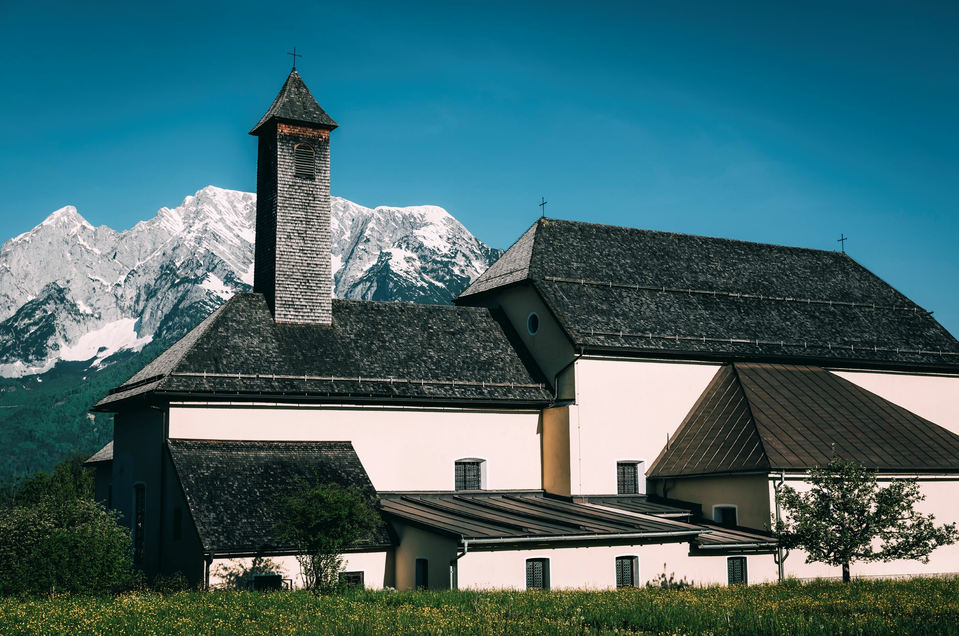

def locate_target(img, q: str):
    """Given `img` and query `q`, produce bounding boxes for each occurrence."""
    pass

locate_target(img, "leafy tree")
[0,454,135,595]
[275,481,380,593]
[774,455,959,583]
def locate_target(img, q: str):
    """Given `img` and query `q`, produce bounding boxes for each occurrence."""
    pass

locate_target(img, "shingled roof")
[459,219,959,370]
[250,69,337,135]
[648,363,959,478]
[167,439,391,554]
[94,293,551,410]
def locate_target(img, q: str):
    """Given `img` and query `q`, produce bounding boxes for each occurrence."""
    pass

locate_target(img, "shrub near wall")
[0,496,134,595]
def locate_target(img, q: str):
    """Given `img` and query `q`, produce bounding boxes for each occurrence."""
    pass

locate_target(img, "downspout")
[773,471,789,582]
[204,552,214,590]
[449,540,469,590]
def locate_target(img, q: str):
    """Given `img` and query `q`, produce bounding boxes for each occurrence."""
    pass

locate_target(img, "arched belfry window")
[293,143,315,180]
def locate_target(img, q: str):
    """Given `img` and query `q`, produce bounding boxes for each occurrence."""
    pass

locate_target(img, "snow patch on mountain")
[0,186,500,377]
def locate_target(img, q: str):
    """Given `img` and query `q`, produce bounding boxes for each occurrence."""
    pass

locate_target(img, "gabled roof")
[458,219,959,370]
[649,363,959,477]
[250,69,337,135]
[94,293,551,410]
[378,491,704,544]
[167,439,391,554]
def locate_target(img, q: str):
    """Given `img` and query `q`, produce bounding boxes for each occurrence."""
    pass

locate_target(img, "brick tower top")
[250,69,338,135]
[251,69,336,325]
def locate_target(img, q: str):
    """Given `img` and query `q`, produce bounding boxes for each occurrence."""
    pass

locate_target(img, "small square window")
[728,557,747,585]
[455,459,484,490]
[340,571,365,589]
[526,558,549,590]
[714,506,738,526]
[615,556,638,588]
[617,461,645,495]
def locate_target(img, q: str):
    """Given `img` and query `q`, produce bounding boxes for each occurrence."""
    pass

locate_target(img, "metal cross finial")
[838,233,849,253]
[288,47,302,70]
[539,197,547,218]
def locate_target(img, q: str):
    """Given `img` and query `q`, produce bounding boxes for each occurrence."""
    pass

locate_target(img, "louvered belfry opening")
[293,143,315,180]
[250,69,338,325]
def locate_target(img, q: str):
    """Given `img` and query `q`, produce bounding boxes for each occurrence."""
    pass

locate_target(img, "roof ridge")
[537,218,855,257]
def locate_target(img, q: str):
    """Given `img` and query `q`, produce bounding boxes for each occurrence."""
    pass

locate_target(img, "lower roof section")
[168,439,392,555]
[379,491,705,546]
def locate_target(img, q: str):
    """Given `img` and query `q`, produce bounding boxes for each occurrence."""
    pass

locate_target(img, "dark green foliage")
[775,455,959,583]
[274,481,380,593]
[0,455,135,595]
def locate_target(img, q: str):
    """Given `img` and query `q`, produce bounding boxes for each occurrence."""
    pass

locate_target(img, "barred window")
[340,571,365,589]
[728,557,747,585]
[615,556,638,588]
[617,461,644,494]
[455,459,484,490]
[293,143,315,180]
[526,558,549,590]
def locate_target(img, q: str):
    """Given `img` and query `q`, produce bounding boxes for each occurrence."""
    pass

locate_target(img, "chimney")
[250,69,338,325]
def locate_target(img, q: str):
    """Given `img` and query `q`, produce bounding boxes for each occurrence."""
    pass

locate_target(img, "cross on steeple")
[288,47,302,70]
[539,197,547,218]
[838,233,849,253]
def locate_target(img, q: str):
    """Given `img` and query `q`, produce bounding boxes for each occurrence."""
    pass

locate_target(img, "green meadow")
[2,577,957,636]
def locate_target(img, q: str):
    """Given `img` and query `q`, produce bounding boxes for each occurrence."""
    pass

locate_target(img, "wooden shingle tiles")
[95,293,551,410]
[167,439,390,554]
[649,363,959,477]
[459,219,959,369]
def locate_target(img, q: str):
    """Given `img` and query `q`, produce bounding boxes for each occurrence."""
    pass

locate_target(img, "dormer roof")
[250,69,338,135]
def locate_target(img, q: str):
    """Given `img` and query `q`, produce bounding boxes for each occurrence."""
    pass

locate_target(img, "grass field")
[1,578,957,636]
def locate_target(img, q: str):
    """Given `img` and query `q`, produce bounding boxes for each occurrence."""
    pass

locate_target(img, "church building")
[87,68,959,590]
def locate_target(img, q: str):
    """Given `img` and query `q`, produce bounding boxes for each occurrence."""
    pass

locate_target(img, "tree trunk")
[842,562,851,584]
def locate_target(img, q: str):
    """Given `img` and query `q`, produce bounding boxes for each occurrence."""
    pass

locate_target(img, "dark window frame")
[615,555,638,588]
[455,458,484,491]
[415,558,429,589]
[340,571,365,589]
[714,505,738,527]
[617,461,644,495]
[728,556,747,585]
[526,557,550,590]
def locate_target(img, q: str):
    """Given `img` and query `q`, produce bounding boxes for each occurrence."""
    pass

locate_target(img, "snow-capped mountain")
[0,186,501,377]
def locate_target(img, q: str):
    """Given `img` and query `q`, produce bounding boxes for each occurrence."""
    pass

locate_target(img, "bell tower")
[250,68,338,325]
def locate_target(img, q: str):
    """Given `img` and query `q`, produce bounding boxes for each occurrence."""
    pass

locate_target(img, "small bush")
[0,497,134,595]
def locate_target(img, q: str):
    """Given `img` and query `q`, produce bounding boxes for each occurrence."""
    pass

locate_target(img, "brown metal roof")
[649,363,959,477]
[379,491,705,544]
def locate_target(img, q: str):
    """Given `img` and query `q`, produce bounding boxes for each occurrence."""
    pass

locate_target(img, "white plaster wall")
[209,552,388,589]
[168,406,542,492]
[832,370,959,436]
[571,359,721,495]
[769,478,959,580]
[457,543,777,589]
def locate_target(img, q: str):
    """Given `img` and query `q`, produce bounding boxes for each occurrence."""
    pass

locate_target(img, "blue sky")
[2,1,958,335]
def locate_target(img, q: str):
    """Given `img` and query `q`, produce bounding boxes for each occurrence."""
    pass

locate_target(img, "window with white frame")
[455,458,485,490]
[713,505,738,527]
[616,461,645,494]
[615,555,638,588]
[526,558,549,590]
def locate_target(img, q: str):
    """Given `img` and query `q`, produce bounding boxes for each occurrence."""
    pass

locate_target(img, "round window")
[527,312,540,336]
